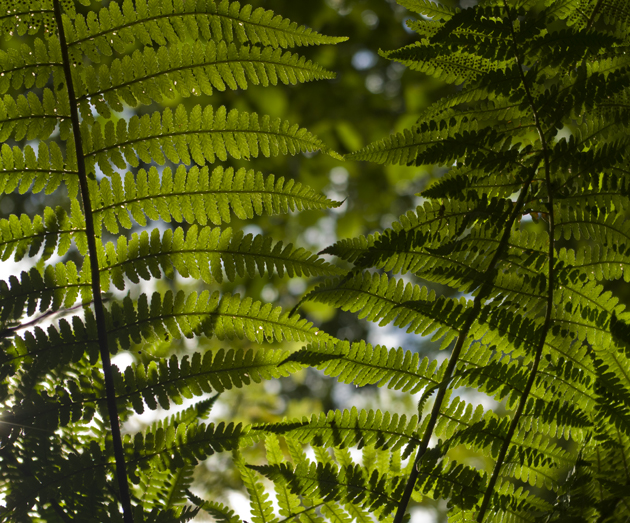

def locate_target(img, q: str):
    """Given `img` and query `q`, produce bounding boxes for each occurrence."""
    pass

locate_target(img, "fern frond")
[0,88,70,142]
[346,119,505,166]
[129,421,257,473]
[4,313,100,372]
[415,454,485,510]
[114,348,300,412]
[262,434,303,518]
[430,395,575,472]
[423,164,524,200]
[234,451,277,523]
[303,271,472,348]
[0,263,90,322]
[91,165,340,232]
[132,400,217,512]
[455,344,594,440]
[0,0,347,519]
[106,291,327,350]
[285,339,448,394]
[255,407,419,453]
[383,41,509,86]
[320,503,355,523]
[76,41,336,117]
[187,492,243,523]
[0,37,62,93]
[65,0,347,62]
[251,460,404,517]
[188,494,243,523]
[1,436,112,520]
[591,350,630,437]
[8,371,101,431]
[98,225,344,290]
[82,105,340,177]
[397,0,458,20]
[0,207,78,262]
[0,140,79,198]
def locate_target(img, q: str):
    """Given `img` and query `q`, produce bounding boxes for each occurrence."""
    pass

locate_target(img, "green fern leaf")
[0,206,79,262]
[0,264,89,322]
[251,460,404,517]
[285,339,448,395]
[91,165,340,232]
[187,492,243,523]
[235,451,278,523]
[97,225,343,290]
[65,0,347,61]
[255,407,419,452]
[0,37,62,93]
[82,104,340,177]
[76,41,337,118]
[114,348,301,412]
[0,88,69,142]
[397,0,458,20]
[106,291,326,351]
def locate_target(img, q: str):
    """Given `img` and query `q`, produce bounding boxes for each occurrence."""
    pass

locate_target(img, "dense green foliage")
[287,0,630,521]
[2,0,630,522]
[0,0,345,521]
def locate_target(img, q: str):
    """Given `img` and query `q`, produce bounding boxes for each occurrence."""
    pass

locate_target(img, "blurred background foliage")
[0,0,472,520]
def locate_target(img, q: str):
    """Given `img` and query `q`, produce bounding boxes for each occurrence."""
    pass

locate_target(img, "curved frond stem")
[52,2,134,522]
[392,164,542,523]
[475,4,555,521]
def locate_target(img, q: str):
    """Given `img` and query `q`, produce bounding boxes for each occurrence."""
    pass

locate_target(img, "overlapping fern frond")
[245,1,630,522]
[0,0,345,520]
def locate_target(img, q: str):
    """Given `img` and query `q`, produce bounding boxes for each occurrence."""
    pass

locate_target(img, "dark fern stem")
[393,161,541,523]
[51,1,134,521]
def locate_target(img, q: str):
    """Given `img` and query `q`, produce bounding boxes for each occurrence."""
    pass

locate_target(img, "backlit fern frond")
[91,165,341,233]
[256,407,420,453]
[187,494,243,523]
[304,272,472,349]
[396,0,458,20]
[251,460,405,518]
[64,0,348,59]
[97,225,343,290]
[285,339,448,394]
[129,420,257,473]
[76,41,337,117]
[0,0,344,519]
[0,263,89,322]
[0,205,81,262]
[114,348,301,412]
[278,1,630,522]
[0,37,62,93]
[0,140,79,197]
[234,451,276,523]
[106,291,326,351]
[81,104,340,177]
[0,88,69,141]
